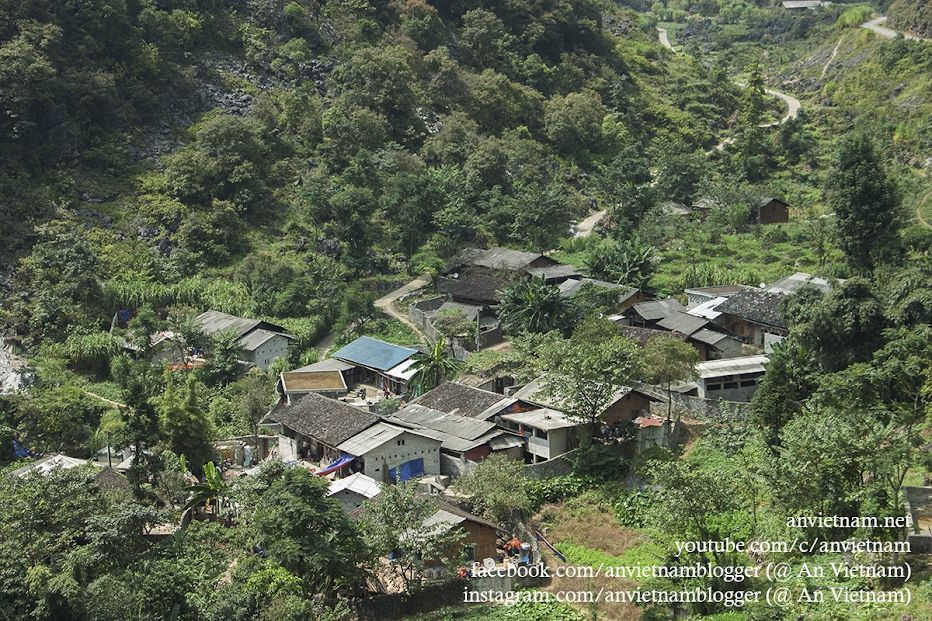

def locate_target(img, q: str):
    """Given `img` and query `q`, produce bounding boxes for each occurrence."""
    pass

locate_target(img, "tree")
[740,62,766,128]
[644,335,700,422]
[535,319,644,472]
[544,91,606,156]
[451,453,531,530]
[358,481,465,592]
[159,370,215,470]
[407,336,462,394]
[826,132,900,271]
[599,145,658,227]
[653,140,712,206]
[782,279,886,373]
[203,329,245,386]
[508,184,571,252]
[748,342,804,449]
[494,276,575,335]
[253,469,364,596]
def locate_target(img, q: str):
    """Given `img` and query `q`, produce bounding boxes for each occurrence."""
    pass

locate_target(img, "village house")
[695,355,770,401]
[332,336,420,395]
[194,310,293,371]
[337,421,443,484]
[261,392,379,466]
[557,278,645,308]
[713,289,789,349]
[409,382,512,420]
[277,358,354,402]
[327,472,382,513]
[655,311,744,360]
[750,197,790,225]
[382,403,516,463]
[684,285,749,308]
[623,298,689,328]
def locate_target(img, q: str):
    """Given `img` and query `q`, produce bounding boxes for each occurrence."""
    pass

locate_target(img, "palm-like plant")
[182,461,231,513]
[494,276,575,335]
[584,237,657,288]
[407,336,462,394]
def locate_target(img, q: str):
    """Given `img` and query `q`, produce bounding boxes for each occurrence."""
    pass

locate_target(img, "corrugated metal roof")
[336,422,439,456]
[689,329,730,346]
[697,355,769,379]
[657,312,709,336]
[388,404,497,441]
[500,408,577,431]
[629,298,687,321]
[489,434,524,450]
[385,358,419,381]
[328,472,382,499]
[558,278,638,299]
[333,336,418,372]
[525,264,584,280]
[687,297,728,320]
[194,310,262,337]
[291,359,355,373]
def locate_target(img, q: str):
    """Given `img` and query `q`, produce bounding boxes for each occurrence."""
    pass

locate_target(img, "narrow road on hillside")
[657,28,802,151]
[917,188,932,229]
[575,209,607,237]
[374,273,432,343]
[862,16,932,41]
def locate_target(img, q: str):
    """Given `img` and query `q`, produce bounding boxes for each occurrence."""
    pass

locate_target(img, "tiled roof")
[619,325,688,349]
[472,247,551,271]
[525,264,584,281]
[716,289,788,329]
[333,336,417,372]
[411,382,507,419]
[441,269,513,305]
[267,392,379,447]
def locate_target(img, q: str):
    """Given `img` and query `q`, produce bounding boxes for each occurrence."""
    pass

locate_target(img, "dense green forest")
[1,0,932,619]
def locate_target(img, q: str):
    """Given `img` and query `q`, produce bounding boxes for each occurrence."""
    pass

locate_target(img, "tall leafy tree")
[253,469,365,596]
[159,370,215,470]
[825,132,900,271]
[644,335,700,422]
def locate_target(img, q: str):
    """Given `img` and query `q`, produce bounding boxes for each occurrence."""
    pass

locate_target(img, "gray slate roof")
[333,336,418,372]
[689,328,730,346]
[290,358,356,373]
[382,403,504,453]
[525,264,584,280]
[558,278,639,304]
[716,289,788,330]
[237,329,291,352]
[266,392,379,447]
[194,310,286,338]
[410,382,508,419]
[628,298,688,321]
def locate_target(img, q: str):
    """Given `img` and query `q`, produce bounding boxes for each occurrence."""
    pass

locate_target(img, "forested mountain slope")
[0,0,743,350]
[888,0,932,39]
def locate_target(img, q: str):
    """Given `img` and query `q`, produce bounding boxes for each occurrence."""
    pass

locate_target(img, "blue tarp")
[13,441,39,460]
[316,453,354,476]
[389,457,425,482]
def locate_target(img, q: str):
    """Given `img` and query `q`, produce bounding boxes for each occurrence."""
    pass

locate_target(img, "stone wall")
[638,385,750,421]
[440,452,477,479]
[522,450,576,480]
[409,297,500,360]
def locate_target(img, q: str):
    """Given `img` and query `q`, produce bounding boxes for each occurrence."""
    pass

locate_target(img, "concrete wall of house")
[636,423,675,453]
[526,426,569,461]
[332,489,369,513]
[639,385,751,421]
[764,333,784,353]
[362,432,442,481]
[249,334,290,371]
[493,445,524,462]
[697,372,762,402]
[462,521,499,563]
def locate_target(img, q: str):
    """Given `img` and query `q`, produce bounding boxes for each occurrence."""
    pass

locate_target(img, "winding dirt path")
[373,273,432,343]
[917,189,932,229]
[575,209,607,237]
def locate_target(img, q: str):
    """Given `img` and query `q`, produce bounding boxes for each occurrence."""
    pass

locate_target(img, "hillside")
[888,0,932,39]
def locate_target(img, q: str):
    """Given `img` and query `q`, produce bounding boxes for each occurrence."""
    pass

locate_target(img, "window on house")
[463,545,476,562]
[535,429,548,440]
[397,439,405,446]
[707,384,721,391]
[723,382,738,390]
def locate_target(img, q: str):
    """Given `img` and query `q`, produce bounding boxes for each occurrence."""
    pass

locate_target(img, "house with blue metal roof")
[333,336,420,394]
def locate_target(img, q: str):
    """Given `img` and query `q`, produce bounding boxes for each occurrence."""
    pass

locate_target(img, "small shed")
[753,197,790,224]
[328,472,382,513]
[696,355,769,401]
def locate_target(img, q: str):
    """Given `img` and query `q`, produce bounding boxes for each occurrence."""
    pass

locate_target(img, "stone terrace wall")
[523,450,575,480]
[638,385,750,421]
